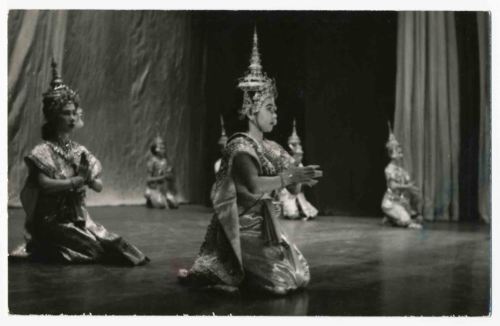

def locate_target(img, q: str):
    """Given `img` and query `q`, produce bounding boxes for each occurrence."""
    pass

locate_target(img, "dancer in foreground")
[178,30,322,295]
[280,120,319,220]
[10,60,149,265]
[381,123,423,229]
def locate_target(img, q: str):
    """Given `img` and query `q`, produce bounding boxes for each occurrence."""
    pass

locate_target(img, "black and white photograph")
[3,0,494,319]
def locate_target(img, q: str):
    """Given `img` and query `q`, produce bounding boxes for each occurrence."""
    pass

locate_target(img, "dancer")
[10,60,149,265]
[145,133,179,209]
[214,115,228,174]
[178,29,322,295]
[280,120,319,220]
[381,122,423,229]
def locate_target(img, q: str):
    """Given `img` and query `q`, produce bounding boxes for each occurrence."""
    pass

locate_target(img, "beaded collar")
[229,133,278,176]
[45,138,77,162]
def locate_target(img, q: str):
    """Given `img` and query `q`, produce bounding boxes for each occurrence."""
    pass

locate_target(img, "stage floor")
[8,205,490,316]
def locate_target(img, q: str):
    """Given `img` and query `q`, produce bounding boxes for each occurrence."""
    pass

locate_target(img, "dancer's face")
[252,96,277,133]
[219,143,226,154]
[57,102,77,133]
[155,144,166,157]
[293,152,303,163]
[390,146,403,160]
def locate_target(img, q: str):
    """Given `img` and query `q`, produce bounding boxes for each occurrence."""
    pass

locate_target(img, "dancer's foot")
[408,222,422,230]
[177,268,190,284]
[9,244,30,258]
[414,214,424,223]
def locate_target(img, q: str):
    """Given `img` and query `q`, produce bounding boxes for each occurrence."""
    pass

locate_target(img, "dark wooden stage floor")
[8,205,490,316]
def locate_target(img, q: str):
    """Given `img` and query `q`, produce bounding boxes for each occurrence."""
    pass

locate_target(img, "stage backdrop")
[201,12,398,216]
[200,11,485,219]
[9,11,486,220]
[8,11,208,206]
[6,11,411,215]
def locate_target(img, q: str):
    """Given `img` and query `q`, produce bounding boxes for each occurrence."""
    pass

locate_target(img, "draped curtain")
[477,12,491,223]
[394,12,460,221]
[8,10,208,206]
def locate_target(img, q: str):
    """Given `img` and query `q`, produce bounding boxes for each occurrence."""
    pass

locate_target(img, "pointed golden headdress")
[153,122,165,149]
[237,27,277,119]
[218,115,228,147]
[386,121,400,151]
[42,59,79,121]
[288,119,304,155]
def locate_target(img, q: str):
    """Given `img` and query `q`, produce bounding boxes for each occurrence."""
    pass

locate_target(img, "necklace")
[46,138,76,162]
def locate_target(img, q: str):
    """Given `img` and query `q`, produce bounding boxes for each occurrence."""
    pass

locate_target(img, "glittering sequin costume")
[279,163,318,220]
[11,141,149,265]
[381,162,422,226]
[145,156,178,209]
[186,133,310,294]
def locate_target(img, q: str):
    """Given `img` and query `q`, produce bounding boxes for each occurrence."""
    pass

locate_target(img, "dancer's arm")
[389,180,418,191]
[147,172,174,184]
[232,153,322,195]
[37,173,85,194]
[88,178,103,192]
[147,175,168,183]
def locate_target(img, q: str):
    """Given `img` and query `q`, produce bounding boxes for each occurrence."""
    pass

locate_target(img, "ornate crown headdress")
[288,119,304,155]
[154,133,165,148]
[42,59,79,120]
[237,27,277,119]
[152,122,165,149]
[218,115,228,147]
[386,121,400,151]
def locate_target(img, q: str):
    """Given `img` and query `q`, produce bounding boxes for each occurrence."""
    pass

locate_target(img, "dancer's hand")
[74,185,87,198]
[164,170,174,180]
[408,182,419,191]
[281,165,322,186]
[78,153,92,183]
[303,179,319,187]
[70,176,85,190]
[404,183,419,192]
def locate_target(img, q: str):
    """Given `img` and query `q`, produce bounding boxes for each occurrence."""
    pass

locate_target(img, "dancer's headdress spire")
[288,119,304,155]
[218,115,228,147]
[42,58,79,120]
[153,122,165,149]
[386,121,400,151]
[237,27,277,119]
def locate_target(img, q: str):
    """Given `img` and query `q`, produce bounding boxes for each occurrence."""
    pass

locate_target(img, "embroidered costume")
[187,133,310,294]
[145,134,179,209]
[181,29,310,294]
[214,115,228,174]
[279,120,318,220]
[10,60,149,265]
[381,123,423,228]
